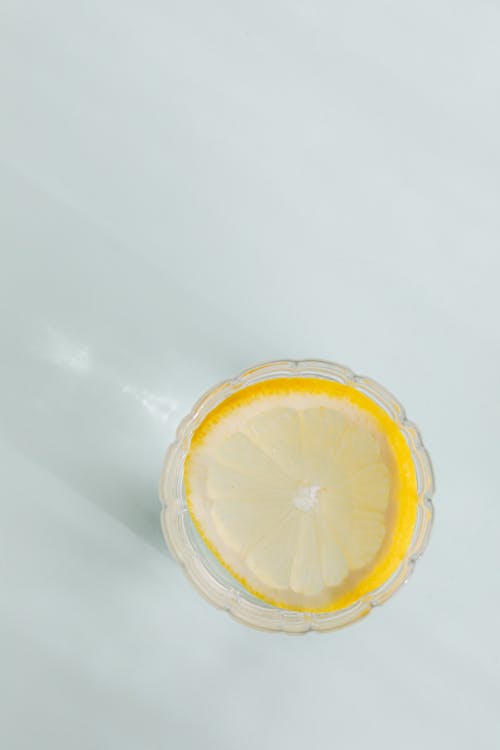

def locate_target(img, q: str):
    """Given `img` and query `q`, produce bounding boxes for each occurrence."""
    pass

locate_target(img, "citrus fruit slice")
[185,377,417,612]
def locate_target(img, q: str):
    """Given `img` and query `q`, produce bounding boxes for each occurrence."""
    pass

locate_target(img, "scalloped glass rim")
[159,360,434,633]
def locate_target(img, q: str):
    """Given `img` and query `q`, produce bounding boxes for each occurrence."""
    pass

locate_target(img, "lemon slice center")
[293,484,321,512]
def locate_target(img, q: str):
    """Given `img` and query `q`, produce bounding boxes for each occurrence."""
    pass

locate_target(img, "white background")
[1,2,500,748]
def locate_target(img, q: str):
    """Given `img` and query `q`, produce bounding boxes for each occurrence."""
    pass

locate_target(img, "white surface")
[1,2,499,748]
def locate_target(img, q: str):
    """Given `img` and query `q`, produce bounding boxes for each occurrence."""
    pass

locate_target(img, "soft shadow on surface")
[0,165,252,551]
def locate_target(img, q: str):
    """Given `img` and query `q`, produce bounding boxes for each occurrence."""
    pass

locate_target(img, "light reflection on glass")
[122,385,179,424]
[42,324,179,424]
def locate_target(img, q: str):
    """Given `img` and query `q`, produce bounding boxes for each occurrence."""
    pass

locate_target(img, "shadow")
[0,164,253,552]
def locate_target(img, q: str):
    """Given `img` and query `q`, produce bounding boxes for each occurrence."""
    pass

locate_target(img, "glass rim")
[159,359,434,633]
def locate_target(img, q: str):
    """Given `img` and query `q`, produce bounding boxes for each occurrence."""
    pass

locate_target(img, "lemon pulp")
[185,377,417,612]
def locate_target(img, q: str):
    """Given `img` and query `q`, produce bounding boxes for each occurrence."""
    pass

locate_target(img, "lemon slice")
[185,377,417,612]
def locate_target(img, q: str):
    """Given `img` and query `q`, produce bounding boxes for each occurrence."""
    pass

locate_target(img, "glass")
[159,360,434,633]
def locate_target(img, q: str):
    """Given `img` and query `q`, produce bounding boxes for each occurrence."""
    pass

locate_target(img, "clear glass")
[159,360,434,633]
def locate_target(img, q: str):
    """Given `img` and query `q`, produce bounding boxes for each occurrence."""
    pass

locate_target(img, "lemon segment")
[185,377,417,612]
